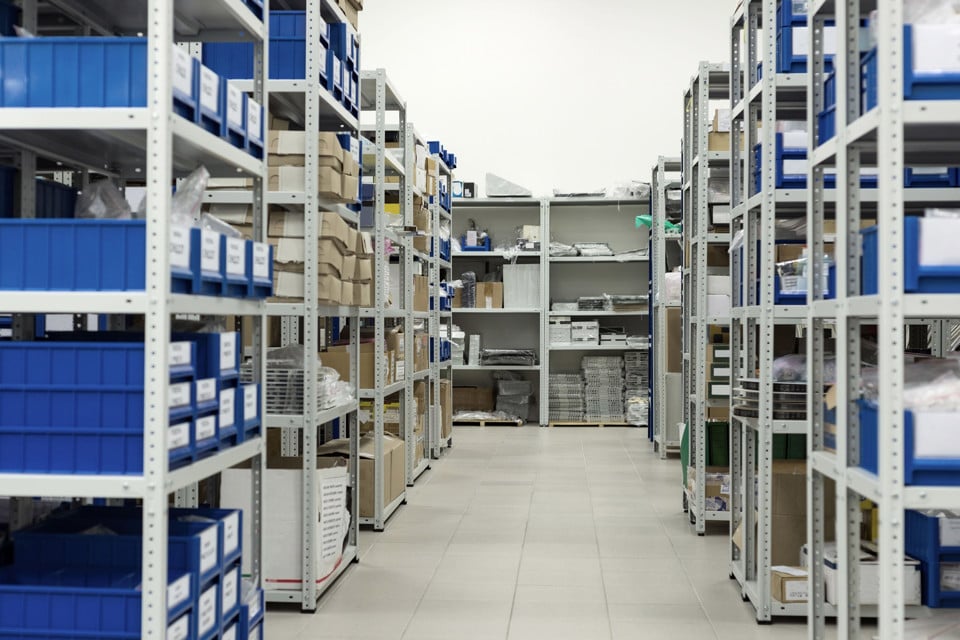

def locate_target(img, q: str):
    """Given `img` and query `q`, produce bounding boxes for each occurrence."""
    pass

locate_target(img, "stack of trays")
[733,378,808,420]
[548,373,584,421]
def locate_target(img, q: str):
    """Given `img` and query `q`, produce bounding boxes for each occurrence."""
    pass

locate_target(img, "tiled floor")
[264,425,812,640]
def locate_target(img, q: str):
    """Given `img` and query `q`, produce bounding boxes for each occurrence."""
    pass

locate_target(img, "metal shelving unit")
[429,149,454,456]
[682,63,732,534]
[0,0,269,636]
[805,1,960,637]
[358,68,409,529]
[650,157,683,456]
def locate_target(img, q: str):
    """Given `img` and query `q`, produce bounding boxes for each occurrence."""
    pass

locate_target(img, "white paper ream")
[913,24,960,75]
[920,218,960,266]
[914,411,960,458]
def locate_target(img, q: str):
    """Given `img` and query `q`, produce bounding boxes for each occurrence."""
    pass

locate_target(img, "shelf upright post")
[142,0,174,635]
[540,198,549,427]
[372,69,388,530]
[404,126,416,486]
[428,157,441,455]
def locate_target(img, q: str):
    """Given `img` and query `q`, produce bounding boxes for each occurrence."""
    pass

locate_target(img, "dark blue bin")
[217,381,240,446]
[330,22,359,67]
[202,11,325,80]
[220,560,242,625]
[34,178,77,218]
[222,235,250,297]
[859,399,960,486]
[197,63,224,136]
[247,240,274,299]
[238,382,261,441]
[861,217,960,295]
[777,0,807,28]
[245,95,264,159]
[774,263,836,304]
[238,586,264,640]
[170,507,243,570]
[459,236,491,252]
[0,165,13,217]
[905,509,960,608]
[221,79,247,151]
[904,167,954,188]
[0,0,19,36]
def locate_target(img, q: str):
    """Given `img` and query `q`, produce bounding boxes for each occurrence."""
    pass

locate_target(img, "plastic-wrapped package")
[550,241,578,257]
[452,410,522,423]
[553,187,605,197]
[495,397,530,421]
[772,353,837,383]
[614,248,649,261]
[170,165,211,227]
[609,180,651,200]
[663,271,682,305]
[480,349,537,366]
[497,379,533,396]
[460,271,477,308]
[861,357,960,411]
[573,242,614,257]
[201,212,243,239]
[485,172,532,197]
[75,180,133,219]
[905,0,960,24]
[729,229,745,254]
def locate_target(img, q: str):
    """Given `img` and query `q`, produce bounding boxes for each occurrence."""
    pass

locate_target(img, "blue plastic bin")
[774,263,837,304]
[245,95,264,159]
[197,63,224,136]
[222,235,250,297]
[192,227,227,296]
[859,399,960,486]
[330,22,359,67]
[221,79,247,151]
[0,165,13,217]
[34,178,78,218]
[217,381,240,446]
[220,561,242,624]
[861,217,960,294]
[0,567,192,639]
[327,50,344,99]
[238,587,264,640]
[0,0,19,36]
[905,509,960,607]
[0,37,148,107]
[459,236,491,252]
[904,167,955,188]
[243,0,264,20]
[777,0,806,27]
[247,241,274,298]
[237,382,261,441]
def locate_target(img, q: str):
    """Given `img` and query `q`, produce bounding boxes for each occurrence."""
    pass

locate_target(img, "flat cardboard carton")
[268,211,351,251]
[358,282,372,307]
[414,275,429,311]
[771,567,809,603]
[317,433,405,519]
[268,130,343,160]
[274,237,344,276]
[323,341,383,389]
[453,386,495,413]
[341,173,359,204]
[476,282,503,309]
[272,272,341,303]
[414,331,429,372]
[269,166,342,199]
[355,257,373,282]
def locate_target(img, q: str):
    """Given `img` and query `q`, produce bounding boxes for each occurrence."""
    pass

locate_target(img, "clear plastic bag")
[905,0,960,24]
[485,172,531,198]
[75,180,133,219]
[201,213,244,239]
[862,357,960,410]
[170,166,211,227]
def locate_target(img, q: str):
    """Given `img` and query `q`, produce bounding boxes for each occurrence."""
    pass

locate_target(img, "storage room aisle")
[264,427,812,640]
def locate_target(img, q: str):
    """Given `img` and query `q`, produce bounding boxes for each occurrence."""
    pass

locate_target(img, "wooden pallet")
[548,421,630,428]
[453,419,524,427]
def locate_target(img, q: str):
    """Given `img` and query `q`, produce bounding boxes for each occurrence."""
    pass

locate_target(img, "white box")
[920,218,960,267]
[912,24,960,75]
[913,410,960,460]
[549,323,572,345]
[503,264,540,309]
[707,294,731,316]
[802,543,921,606]
[220,464,349,591]
[707,275,730,295]
[712,204,731,225]
[940,513,960,547]
[468,334,481,366]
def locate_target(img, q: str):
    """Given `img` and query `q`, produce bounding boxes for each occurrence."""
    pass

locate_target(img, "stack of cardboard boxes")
[323,339,395,389]
[356,381,429,467]
[439,379,452,441]
[336,0,362,32]
[268,128,360,205]
[269,210,373,306]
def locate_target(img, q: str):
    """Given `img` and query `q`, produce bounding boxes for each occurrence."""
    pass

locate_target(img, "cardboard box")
[339,280,355,306]
[503,265,539,309]
[337,0,359,29]
[359,400,402,436]
[440,379,452,439]
[414,331,429,373]
[341,173,359,204]
[269,166,341,199]
[453,386,495,413]
[414,275,429,311]
[476,281,504,309]
[777,244,806,263]
[267,211,351,251]
[771,567,809,604]
[272,272,341,303]
[355,257,373,282]
[688,465,731,512]
[317,433,405,519]
[268,130,343,162]
[274,237,345,277]
[323,341,384,389]
[667,307,683,373]
[413,207,431,233]
[204,203,253,226]
[801,542,921,606]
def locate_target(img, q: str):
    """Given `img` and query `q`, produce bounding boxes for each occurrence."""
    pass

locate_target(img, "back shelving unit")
[806,1,960,637]
[682,63,732,534]
[0,0,270,637]
[429,140,455,456]
[201,0,363,611]
[650,157,683,456]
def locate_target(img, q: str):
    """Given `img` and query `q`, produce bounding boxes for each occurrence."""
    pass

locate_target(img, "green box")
[706,421,730,467]
[787,434,807,459]
[710,362,732,380]
[708,343,731,363]
[708,381,731,398]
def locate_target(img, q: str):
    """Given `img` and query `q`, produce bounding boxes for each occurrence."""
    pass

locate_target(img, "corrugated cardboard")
[453,386,495,413]
[414,275,429,311]
[268,211,352,254]
[339,280,355,306]
[268,131,343,161]
[414,331,429,373]
[274,237,344,276]
[340,253,357,282]
[771,568,809,603]
[476,282,503,309]
[317,433,405,519]
[272,272,341,302]
[204,203,253,225]
[358,282,372,307]
[268,166,342,199]
[341,173,359,204]
[355,257,373,282]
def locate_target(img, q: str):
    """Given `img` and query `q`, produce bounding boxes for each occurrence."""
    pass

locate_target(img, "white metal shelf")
[549,344,648,351]
[452,251,542,259]
[231,78,358,130]
[263,401,359,429]
[549,255,648,263]
[548,310,649,317]
[454,365,541,371]
[453,308,540,314]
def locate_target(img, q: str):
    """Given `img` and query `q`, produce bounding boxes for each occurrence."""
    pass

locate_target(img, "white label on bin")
[227,83,244,128]
[169,382,191,409]
[167,574,191,611]
[913,25,960,74]
[196,378,217,404]
[220,333,237,372]
[168,422,190,450]
[196,415,217,442]
[220,387,236,428]
[252,242,270,279]
[223,511,240,557]
[169,225,190,269]
[167,614,189,640]
[222,625,237,640]
[247,97,262,143]
[226,238,246,277]
[243,384,258,422]
[942,518,960,547]
[222,566,239,613]
[248,590,262,621]
[201,229,220,273]
[198,525,219,574]
[172,46,193,98]
[169,342,191,368]
[198,584,218,636]
[334,58,342,85]
[200,65,219,113]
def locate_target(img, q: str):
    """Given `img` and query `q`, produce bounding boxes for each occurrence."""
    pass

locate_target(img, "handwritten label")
[224,511,240,557]
[198,584,218,636]
[169,383,190,409]
[168,422,190,450]
[200,65,219,113]
[220,387,236,428]
[169,342,191,368]
[172,46,193,98]
[247,96,262,143]
[168,574,191,611]
[166,614,189,640]
[243,384,258,423]
[196,378,217,404]
[198,525,218,575]
[169,225,190,269]
[222,625,237,640]
[227,83,244,128]
[196,415,217,442]
[226,238,246,277]
[222,566,239,614]
[253,243,270,279]
[220,333,237,372]
[201,230,220,273]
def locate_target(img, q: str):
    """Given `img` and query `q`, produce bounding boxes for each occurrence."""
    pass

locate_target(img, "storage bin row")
[0,220,274,298]
[0,38,265,159]
[428,141,457,170]
[430,337,452,363]
[0,505,246,639]
[904,509,960,608]
[431,237,452,261]
[861,217,960,295]
[0,339,261,474]
[458,235,491,252]
[0,169,78,219]
[203,11,360,118]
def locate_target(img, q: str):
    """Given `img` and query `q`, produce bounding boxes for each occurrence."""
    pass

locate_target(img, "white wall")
[360,0,737,197]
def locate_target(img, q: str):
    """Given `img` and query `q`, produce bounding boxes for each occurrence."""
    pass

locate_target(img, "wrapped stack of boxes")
[706,339,731,415]
[268,127,360,205]
[548,373,584,422]
[582,356,625,423]
[572,320,600,347]
[623,351,649,425]
[495,378,533,423]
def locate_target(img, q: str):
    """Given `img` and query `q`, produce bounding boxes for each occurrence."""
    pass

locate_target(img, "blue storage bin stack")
[0,315,10,341]
[0,165,13,217]
[430,337,452,363]
[861,217,960,295]
[1,505,245,639]
[238,581,265,640]
[177,331,242,451]
[818,71,837,145]
[862,25,960,114]
[752,132,807,194]
[431,236,452,261]
[459,235,491,252]
[34,178,78,218]
[0,219,273,299]
[0,0,19,36]
[773,263,836,303]
[428,141,457,170]
[331,22,360,117]
[905,509,960,608]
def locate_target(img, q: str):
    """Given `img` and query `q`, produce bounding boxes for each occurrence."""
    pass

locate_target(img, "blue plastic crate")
[221,79,247,152]
[774,263,836,304]
[327,50,344,99]
[220,560,242,624]
[217,381,240,446]
[222,235,250,297]
[34,178,77,219]
[184,332,240,381]
[192,577,221,640]
[243,0,264,20]
[247,240,274,298]
[0,37,147,107]
[195,377,220,416]
[0,341,201,474]
[824,70,836,108]
[237,382,261,441]
[817,106,836,145]
[197,63,223,136]
[860,399,960,486]
[192,227,228,295]
[172,49,200,123]
[0,165,13,217]
[777,0,807,27]
[905,167,954,188]
[752,133,808,193]
[861,217,960,294]
[245,95,264,159]
[0,219,202,293]
[0,0,19,36]
[238,586,264,640]
[459,235,491,252]
[330,22,359,67]
[0,567,192,639]
[905,509,960,607]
